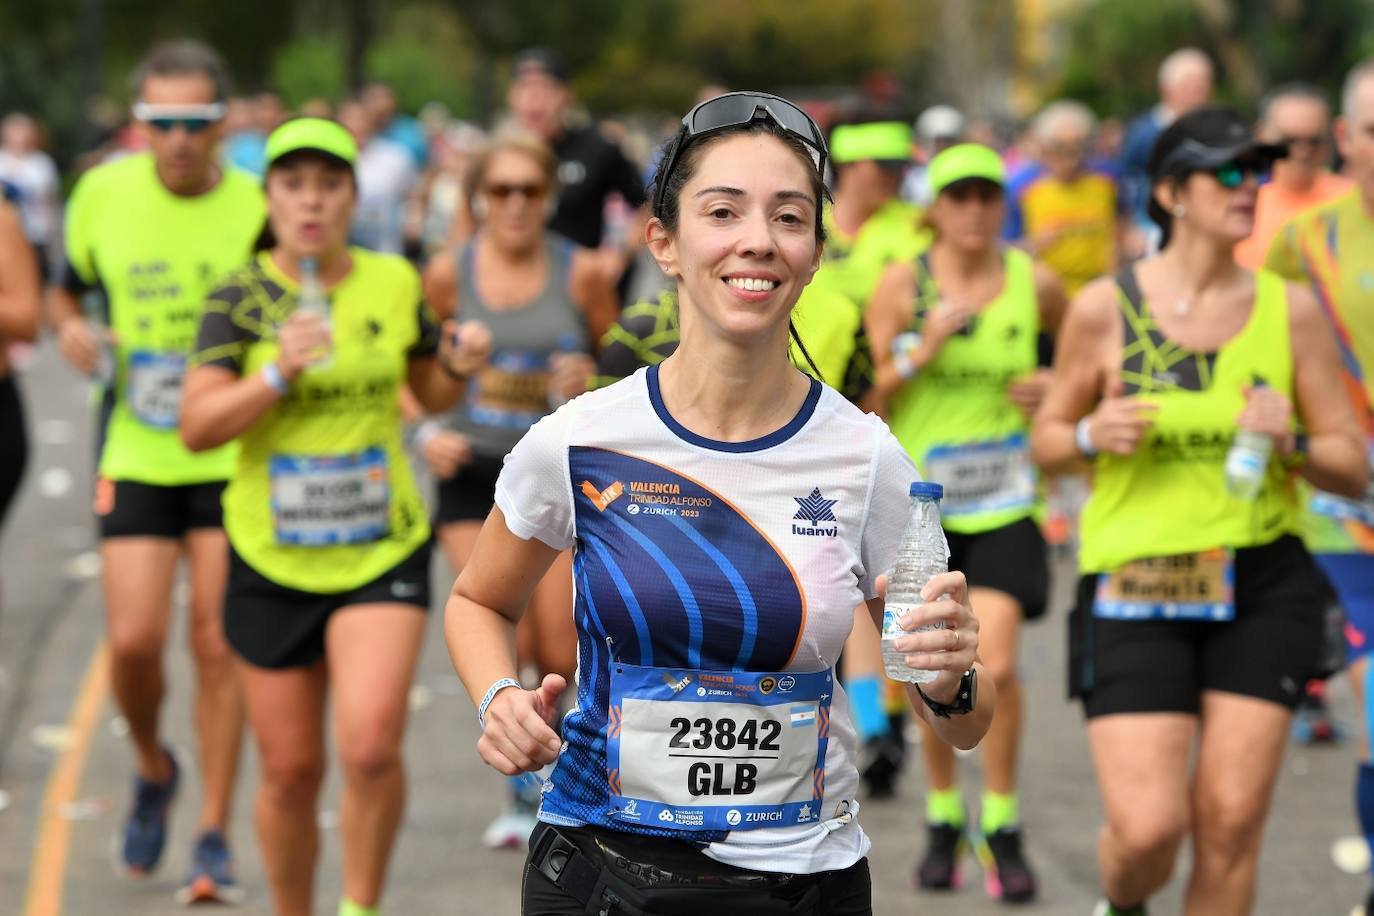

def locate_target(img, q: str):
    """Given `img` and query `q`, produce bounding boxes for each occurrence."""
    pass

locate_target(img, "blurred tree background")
[2,0,1373,163]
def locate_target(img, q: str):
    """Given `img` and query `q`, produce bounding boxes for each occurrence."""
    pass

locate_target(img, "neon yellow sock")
[925,786,964,826]
[981,789,1019,834]
[339,898,379,916]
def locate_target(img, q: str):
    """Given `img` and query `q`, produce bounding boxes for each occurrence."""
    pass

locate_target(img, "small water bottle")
[297,256,332,367]
[90,318,116,388]
[547,331,583,410]
[1224,379,1272,501]
[881,481,949,685]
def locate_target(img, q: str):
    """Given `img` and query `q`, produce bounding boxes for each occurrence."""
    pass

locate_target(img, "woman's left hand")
[1007,368,1052,419]
[1236,384,1296,455]
[887,570,979,704]
[439,319,493,378]
[549,352,596,401]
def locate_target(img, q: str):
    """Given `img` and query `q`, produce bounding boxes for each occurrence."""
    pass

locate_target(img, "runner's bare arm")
[864,261,919,402]
[1032,261,1068,334]
[1284,284,1368,497]
[407,318,491,412]
[0,204,39,342]
[446,506,565,775]
[571,248,620,352]
[180,363,287,451]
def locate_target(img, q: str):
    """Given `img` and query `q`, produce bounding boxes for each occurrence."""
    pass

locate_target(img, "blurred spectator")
[361,81,428,169]
[1234,83,1351,269]
[1095,116,1125,162]
[507,47,647,256]
[1006,100,1122,295]
[420,121,485,253]
[223,91,285,178]
[300,97,333,120]
[1119,48,1214,250]
[904,104,965,206]
[339,98,418,254]
[0,113,61,277]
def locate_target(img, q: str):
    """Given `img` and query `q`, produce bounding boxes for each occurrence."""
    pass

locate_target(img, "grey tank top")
[446,234,587,458]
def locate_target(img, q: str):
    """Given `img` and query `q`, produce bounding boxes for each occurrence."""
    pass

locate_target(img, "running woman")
[417,128,617,848]
[1032,106,1368,916]
[0,198,38,552]
[1265,59,1374,915]
[447,91,993,916]
[47,40,262,901]
[180,118,490,916]
[866,142,1067,903]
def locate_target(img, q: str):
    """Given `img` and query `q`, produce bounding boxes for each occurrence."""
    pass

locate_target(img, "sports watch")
[917,668,977,718]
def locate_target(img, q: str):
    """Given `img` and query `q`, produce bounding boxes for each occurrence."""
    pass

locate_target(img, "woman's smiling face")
[651,132,822,346]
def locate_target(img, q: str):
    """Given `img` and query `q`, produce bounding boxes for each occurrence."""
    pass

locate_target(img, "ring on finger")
[951,628,960,650]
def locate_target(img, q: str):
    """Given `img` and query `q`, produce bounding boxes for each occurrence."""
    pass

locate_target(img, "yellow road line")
[22,641,110,916]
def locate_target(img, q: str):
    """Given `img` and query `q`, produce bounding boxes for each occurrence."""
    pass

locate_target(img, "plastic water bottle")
[297,256,332,367]
[89,318,116,388]
[881,481,949,685]
[1224,379,1272,501]
[547,331,583,410]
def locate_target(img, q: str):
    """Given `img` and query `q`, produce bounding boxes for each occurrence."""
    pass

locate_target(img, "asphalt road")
[1,339,1368,915]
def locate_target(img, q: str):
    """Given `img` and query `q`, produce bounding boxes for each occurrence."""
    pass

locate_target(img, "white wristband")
[413,420,442,450]
[1075,416,1098,458]
[890,331,924,381]
[477,677,523,728]
[260,361,288,395]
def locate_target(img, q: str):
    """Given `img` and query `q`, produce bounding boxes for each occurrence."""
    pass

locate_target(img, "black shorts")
[434,452,504,526]
[945,517,1048,620]
[96,478,225,539]
[1069,535,1325,718]
[224,540,433,670]
[0,375,27,527]
[522,823,872,916]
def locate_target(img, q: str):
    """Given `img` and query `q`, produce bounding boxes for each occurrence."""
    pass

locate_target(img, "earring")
[1172,204,1187,218]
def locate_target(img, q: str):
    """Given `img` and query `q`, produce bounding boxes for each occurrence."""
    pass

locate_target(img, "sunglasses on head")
[651,92,828,216]
[132,102,225,134]
[482,181,548,201]
[1205,159,1272,189]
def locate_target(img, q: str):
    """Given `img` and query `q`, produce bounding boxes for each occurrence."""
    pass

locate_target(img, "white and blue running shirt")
[494,364,920,874]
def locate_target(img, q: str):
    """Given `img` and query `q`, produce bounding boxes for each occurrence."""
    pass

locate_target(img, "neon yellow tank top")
[1078,269,1299,573]
[197,250,435,593]
[888,248,1040,534]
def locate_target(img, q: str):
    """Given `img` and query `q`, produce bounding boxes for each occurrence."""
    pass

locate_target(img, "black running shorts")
[96,478,225,539]
[434,453,504,526]
[1069,535,1325,718]
[945,517,1049,621]
[224,539,433,670]
[0,375,27,527]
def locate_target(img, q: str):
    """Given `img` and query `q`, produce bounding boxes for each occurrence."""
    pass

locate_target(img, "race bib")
[923,433,1036,517]
[1094,549,1235,621]
[1311,489,1374,528]
[126,351,185,429]
[270,448,390,546]
[467,349,550,430]
[607,664,832,833]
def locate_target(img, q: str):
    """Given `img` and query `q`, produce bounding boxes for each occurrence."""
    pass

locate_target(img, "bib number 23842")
[607,664,832,833]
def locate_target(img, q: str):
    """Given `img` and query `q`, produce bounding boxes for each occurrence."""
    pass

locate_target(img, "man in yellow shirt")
[1236,83,1351,269]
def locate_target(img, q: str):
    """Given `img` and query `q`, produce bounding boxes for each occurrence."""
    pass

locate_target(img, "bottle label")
[882,603,917,637]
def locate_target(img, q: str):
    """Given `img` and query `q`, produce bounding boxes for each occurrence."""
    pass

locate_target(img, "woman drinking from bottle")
[1031,106,1367,916]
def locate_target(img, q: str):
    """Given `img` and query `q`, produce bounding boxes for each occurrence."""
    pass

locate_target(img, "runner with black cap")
[181,117,491,916]
[447,90,993,916]
[1032,105,1369,916]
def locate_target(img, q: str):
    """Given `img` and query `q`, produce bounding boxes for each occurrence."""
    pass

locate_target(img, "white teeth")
[726,277,778,292]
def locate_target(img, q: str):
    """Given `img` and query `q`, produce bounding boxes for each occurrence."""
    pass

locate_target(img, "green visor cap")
[264,118,358,171]
[927,143,1005,195]
[830,121,913,164]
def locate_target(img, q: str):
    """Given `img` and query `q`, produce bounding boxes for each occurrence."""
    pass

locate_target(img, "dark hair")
[647,119,830,379]
[649,118,830,244]
[1145,104,1249,247]
[130,39,231,102]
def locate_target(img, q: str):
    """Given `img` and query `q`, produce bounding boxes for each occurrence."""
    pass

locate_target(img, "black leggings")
[0,375,27,527]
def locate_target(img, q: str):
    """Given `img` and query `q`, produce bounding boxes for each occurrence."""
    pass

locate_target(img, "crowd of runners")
[1,34,1372,916]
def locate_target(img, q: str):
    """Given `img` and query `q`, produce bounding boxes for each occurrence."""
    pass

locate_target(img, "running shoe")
[915,822,966,890]
[120,747,179,876]
[977,826,1037,903]
[1292,680,1344,745]
[481,772,541,850]
[859,731,904,799]
[175,829,244,905]
[1091,901,1147,916]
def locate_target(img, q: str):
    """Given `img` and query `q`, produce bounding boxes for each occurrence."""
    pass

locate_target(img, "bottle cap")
[909,481,943,500]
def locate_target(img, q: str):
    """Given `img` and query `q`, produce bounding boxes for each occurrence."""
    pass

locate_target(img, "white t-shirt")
[495,365,920,874]
[350,137,416,254]
[0,149,60,245]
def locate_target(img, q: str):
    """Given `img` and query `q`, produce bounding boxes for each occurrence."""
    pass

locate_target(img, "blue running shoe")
[121,747,179,876]
[176,829,244,905]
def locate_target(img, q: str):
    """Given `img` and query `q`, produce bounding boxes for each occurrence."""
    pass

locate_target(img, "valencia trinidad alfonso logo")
[580,479,624,511]
[792,488,838,537]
